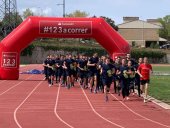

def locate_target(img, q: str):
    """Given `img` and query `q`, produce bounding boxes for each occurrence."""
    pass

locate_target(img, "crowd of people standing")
[43,53,153,103]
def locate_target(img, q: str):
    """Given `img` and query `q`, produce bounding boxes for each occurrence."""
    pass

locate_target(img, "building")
[118,17,166,47]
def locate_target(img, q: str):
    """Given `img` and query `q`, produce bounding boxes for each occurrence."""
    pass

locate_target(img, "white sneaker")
[144,98,147,103]
[126,97,130,100]
[49,84,52,87]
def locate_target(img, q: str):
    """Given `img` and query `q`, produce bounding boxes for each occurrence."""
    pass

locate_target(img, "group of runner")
[43,53,152,103]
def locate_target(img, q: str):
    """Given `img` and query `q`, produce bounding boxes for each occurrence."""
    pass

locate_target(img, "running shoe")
[90,88,93,93]
[144,99,147,103]
[105,95,109,102]
[67,84,70,89]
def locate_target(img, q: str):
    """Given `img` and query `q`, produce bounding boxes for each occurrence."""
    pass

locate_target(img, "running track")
[0,64,170,128]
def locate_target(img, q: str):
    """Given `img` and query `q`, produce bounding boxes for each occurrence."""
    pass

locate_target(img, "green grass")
[153,66,170,72]
[149,76,170,104]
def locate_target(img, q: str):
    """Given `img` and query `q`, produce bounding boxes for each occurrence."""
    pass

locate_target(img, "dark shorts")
[58,69,63,77]
[141,79,150,85]
[48,70,55,76]
[62,70,66,77]
[88,70,98,77]
[102,77,112,88]
[72,70,77,77]
[79,71,88,79]
[66,70,74,77]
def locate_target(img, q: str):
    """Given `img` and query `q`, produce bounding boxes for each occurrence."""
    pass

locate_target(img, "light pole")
[57,0,65,17]
[37,7,43,16]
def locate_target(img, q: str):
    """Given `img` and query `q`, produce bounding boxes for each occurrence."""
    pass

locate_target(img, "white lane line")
[6,65,42,96]
[0,75,33,96]
[54,84,74,128]
[81,87,125,128]
[110,94,170,128]
[14,80,44,128]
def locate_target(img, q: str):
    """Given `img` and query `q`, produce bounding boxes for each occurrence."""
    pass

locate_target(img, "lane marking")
[54,84,74,128]
[81,87,125,128]
[0,75,33,96]
[0,64,43,96]
[14,80,44,128]
[111,94,170,128]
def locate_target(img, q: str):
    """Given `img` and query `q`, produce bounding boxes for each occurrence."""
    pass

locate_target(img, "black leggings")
[121,81,129,98]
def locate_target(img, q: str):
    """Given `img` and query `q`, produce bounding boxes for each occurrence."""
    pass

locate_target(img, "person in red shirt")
[137,57,153,103]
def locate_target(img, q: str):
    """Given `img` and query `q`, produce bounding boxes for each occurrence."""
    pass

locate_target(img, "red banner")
[39,21,92,35]
[1,52,17,68]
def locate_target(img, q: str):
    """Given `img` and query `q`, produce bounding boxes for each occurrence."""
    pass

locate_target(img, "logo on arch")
[39,21,92,35]
[1,52,17,68]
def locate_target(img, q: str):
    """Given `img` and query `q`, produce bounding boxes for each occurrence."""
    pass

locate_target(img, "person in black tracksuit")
[78,55,88,89]
[64,54,75,89]
[101,57,115,101]
[47,55,55,86]
[117,58,129,101]
[87,53,99,93]
[43,55,50,80]
[113,57,121,95]
[134,57,143,97]
[58,55,64,85]
[126,60,136,95]
[55,56,60,83]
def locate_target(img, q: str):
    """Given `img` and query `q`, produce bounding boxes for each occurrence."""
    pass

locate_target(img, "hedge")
[39,44,107,56]
[131,48,166,59]
[21,42,166,60]
[21,44,35,56]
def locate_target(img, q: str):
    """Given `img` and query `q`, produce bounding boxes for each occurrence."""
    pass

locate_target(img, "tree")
[23,8,34,19]
[0,12,23,37]
[100,16,118,31]
[158,15,170,40]
[66,10,89,17]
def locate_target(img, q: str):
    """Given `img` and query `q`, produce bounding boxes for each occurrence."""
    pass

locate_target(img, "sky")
[17,0,170,24]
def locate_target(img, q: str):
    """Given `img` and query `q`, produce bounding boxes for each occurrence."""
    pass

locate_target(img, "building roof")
[118,20,162,29]
[159,37,167,42]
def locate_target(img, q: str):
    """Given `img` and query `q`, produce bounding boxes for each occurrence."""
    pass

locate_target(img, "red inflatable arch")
[0,16,130,80]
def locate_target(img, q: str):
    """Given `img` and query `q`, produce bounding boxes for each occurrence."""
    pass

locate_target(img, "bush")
[154,43,160,49]
[38,44,107,56]
[132,41,136,47]
[131,48,166,60]
[21,44,35,56]
[150,42,155,48]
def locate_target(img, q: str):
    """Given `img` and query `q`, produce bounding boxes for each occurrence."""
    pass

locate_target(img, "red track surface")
[0,64,170,128]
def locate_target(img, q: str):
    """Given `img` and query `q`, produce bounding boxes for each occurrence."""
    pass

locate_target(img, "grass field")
[149,65,170,104]
[152,65,170,72]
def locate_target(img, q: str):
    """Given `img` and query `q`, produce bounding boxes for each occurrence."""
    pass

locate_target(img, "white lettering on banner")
[39,21,92,35]
[1,52,17,68]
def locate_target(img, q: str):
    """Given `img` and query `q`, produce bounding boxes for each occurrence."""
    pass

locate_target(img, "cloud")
[19,7,52,16]
[42,7,52,16]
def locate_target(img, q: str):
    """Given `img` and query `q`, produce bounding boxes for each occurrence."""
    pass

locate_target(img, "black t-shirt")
[88,57,99,71]
[43,58,48,70]
[118,65,128,79]
[126,66,135,78]
[65,58,74,71]
[47,59,55,72]
[58,60,64,70]
[101,63,115,78]
[78,59,88,71]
